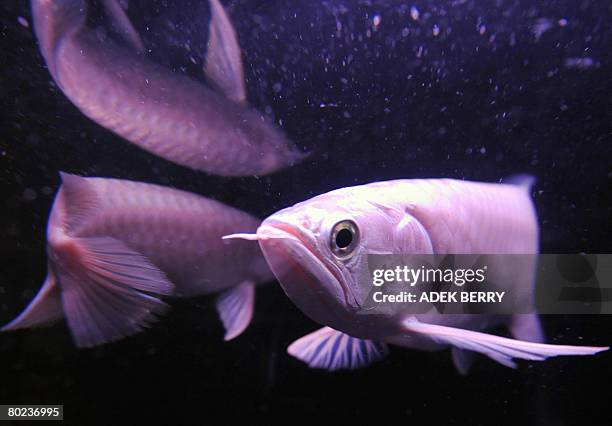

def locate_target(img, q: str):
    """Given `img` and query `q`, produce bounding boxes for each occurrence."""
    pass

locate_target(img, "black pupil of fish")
[335,228,353,249]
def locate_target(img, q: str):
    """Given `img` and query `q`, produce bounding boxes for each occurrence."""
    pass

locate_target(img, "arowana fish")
[31,0,305,176]
[2,173,272,347]
[225,177,609,372]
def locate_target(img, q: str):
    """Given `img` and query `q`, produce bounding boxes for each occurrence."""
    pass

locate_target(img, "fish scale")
[31,0,305,176]
[2,173,273,347]
[226,178,607,372]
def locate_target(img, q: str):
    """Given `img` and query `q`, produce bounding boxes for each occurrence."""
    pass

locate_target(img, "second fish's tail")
[2,235,175,348]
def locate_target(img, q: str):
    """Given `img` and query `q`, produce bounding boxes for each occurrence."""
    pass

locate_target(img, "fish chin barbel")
[30,0,306,176]
[2,173,273,347]
[226,177,609,373]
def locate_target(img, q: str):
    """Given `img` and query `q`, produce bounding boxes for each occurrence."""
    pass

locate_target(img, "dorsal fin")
[58,172,100,234]
[31,0,88,78]
[204,0,246,104]
[503,174,536,191]
[102,0,146,54]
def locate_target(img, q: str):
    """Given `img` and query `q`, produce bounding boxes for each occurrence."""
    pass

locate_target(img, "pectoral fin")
[288,327,389,371]
[215,281,255,340]
[403,317,608,369]
[205,0,246,104]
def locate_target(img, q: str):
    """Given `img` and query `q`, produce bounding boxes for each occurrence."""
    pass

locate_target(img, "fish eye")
[330,220,359,258]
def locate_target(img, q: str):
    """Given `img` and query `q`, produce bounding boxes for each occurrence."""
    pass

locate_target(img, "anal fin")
[215,281,255,341]
[288,327,388,371]
[510,313,545,343]
[451,347,476,375]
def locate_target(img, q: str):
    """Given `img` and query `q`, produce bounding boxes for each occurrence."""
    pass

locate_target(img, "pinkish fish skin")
[30,0,305,176]
[249,178,608,372]
[2,173,272,347]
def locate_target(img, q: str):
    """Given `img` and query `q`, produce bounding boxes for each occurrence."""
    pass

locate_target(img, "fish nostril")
[300,217,311,229]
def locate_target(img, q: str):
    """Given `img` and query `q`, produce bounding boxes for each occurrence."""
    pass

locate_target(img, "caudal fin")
[3,235,175,348]
[56,236,174,347]
[1,267,63,331]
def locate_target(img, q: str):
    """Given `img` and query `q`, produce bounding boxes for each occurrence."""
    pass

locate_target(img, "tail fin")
[31,0,87,77]
[55,236,174,347]
[1,267,63,331]
[3,236,175,348]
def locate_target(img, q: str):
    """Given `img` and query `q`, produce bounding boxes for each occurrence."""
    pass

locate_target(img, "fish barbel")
[226,177,609,372]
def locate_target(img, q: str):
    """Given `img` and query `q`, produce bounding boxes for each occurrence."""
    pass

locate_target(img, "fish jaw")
[255,220,359,328]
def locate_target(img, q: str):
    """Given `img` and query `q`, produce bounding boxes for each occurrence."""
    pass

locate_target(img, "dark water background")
[1,0,611,424]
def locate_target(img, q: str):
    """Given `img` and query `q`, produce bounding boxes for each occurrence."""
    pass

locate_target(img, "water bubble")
[410,6,420,21]
[373,14,382,30]
[22,188,37,202]
[565,57,595,69]
[17,16,29,28]
[433,24,440,37]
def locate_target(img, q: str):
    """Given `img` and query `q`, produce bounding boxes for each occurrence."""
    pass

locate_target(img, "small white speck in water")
[22,188,37,202]
[410,6,420,21]
[373,14,381,30]
[17,16,29,28]
[432,24,440,37]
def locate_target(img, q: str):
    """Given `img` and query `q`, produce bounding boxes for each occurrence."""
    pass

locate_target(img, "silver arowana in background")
[30,0,305,176]
[226,177,609,372]
[2,173,272,347]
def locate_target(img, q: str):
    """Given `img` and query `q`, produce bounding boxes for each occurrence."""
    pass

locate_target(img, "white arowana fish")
[31,0,305,176]
[225,177,609,373]
[2,173,272,347]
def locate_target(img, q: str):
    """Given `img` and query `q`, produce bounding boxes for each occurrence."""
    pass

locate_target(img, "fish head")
[255,187,432,329]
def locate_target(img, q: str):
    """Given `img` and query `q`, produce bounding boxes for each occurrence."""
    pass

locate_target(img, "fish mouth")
[256,220,359,313]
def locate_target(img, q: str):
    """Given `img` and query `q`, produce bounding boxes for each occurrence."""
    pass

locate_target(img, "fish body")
[3,173,272,347]
[30,0,304,176]
[229,178,608,371]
